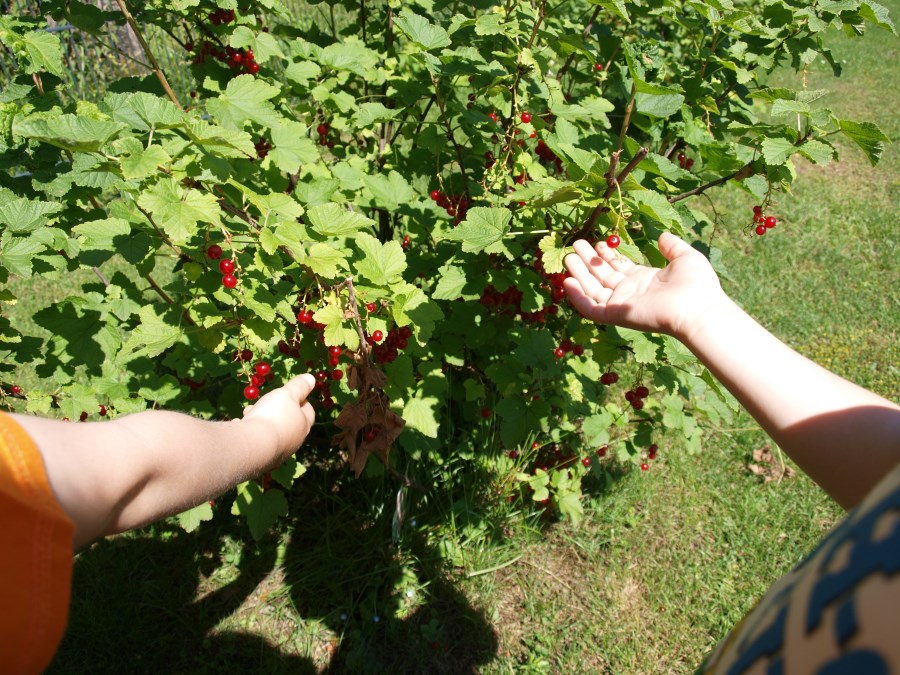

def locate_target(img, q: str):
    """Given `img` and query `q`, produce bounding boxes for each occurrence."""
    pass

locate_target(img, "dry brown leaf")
[746,445,795,483]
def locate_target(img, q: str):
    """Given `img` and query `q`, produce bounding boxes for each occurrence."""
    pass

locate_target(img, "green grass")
[37,5,900,674]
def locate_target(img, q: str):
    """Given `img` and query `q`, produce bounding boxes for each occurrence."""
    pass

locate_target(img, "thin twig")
[91,266,110,287]
[466,554,523,578]
[113,0,182,108]
[668,163,752,204]
[615,83,636,153]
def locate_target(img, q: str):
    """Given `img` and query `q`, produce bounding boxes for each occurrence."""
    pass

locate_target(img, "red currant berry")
[98,404,107,416]
[624,390,637,402]
[364,428,378,442]
[581,457,591,468]
[597,444,608,457]
[10,385,21,395]
[554,347,565,359]
[634,385,649,399]
[753,205,763,216]
[246,62,260,74]
[366,302,377,313]
[594,63,604,71]
[219,259,235,275]
[572,345,584,356]
[328,355,339,367]
[244,385,259,400]
[606,234,621,249]
[532,441,540,450]
[251,374,263,387]
[328,346,342,358]
[79,411,88,422]
[317,123,328,136]
[331,369,343,381]
[631,398,644,410]
[297,310,313,324]
[240,349,253,362]
[372,330,384,343]
[222,274,238,288]
[244,49,254,61]
[430,189,441,201]
[508,450,519,459]
[764,216,777,229]
[755,224,767,236]
[520,111,532,123]
[255,362,271,377]
[207,244,223,259]
[481,407,492,419]
[640,462,649,471]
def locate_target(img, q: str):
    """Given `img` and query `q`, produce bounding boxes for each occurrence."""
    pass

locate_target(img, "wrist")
[671,292,737,347]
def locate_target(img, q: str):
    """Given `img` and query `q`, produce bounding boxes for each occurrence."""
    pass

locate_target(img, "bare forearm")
[14,411,280,548]
[680,298,900,508]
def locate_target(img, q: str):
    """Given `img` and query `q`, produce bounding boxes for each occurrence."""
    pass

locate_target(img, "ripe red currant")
[532,441,540,450]
[240,349,253,362]
[594,63,604,71]
[755,224,767,236]
[207,244,223,259]
[297,310,313,324]
[753,205,762,216]
[634,385,649,399]
[366,302,377,313]
[554,347,565,359]
[222,274,238,289]
[640,462,649,471]
[251,374,263,387]
[219,259,235,275]
[255,362,271,377]
[331,369,343,380]
[572,345,585,356]
[597,444,608,457]
[243,385,259,400]
[328,346,342,358]
[631,398,644,410]
[372,330,384,343]
[430,189,441,201]
[10,385,21,395]
[764,216,777,229]
[520,111,532,123]
[581,457,591,468]
[606,234,621,249]
[508,450,519,459]
[246,62,260,74]
[79,411,88,422]
[481,407,492,419]
[98,404,107,416]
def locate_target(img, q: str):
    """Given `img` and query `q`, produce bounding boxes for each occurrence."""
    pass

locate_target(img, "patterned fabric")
[700,463,900,674]
[0,412,74,674]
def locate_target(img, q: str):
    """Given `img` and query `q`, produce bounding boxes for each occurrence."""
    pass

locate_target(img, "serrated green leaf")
[0,236,44,277]
[269,120,319,173]
[20,29,63,76]
[0,197,62,234]
[183,118,255,157]
[103,92,184,130]
[14,114,123,153]
[760,136,796,166]
[353,102,401,128]
[432,263,468,300]
[394,11,452,50]
[839,119,889,166]
[120,144,170,180]
[797,139,836,165]
[320,38,379,76]
[72,218,131,250]
[306,203,375,237]
[122,306,183,358]
[354,232,407,286]
[860,1,896,33]
[231,482,288,540]
[444,207,512,256]
[304,242,348,278]
[206,75,283,130]
[177,502,213,533]
[629,189,682,227]
[402,395,441,438]
[363,170,416,210]
[770,99,810,117]
[229,25,285,62]
[391,284,443,342]
[137,177,222,244]
[313,303,360,351]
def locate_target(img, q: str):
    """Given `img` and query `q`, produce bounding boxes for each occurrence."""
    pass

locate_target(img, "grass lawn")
[43,6,899,674]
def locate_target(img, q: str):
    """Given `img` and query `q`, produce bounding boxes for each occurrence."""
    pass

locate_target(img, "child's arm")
[12,374,316,549]
[564,234,900,509]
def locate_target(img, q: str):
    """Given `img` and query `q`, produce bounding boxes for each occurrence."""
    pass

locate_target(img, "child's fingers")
[569,241,626,291]
[593,239,635,272]
[280,374,316,404]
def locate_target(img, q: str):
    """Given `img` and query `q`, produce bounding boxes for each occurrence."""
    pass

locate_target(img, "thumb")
[280,373,317,403]
[658,232,697,264]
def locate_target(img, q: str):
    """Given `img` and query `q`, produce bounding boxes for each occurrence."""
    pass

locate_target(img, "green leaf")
[556,491,584,526]
[177,502,213,533]
[363,171,416,210]
[72,218,131,250]
[122,306,183,358]
[394,11,452,50]
[616,328,660,364]
[206,75,283,130]
[629,190,682,228]
[770,99,810,117]
[183,118,255,158]
[20,29,63,76]
[402,395,441,438]
[391,284,444,342]
[634,80,685,119]
[303,242,348,279]
[13,114,122,153]
[231,482,288,540]
[229,25,285,62]
[582,411,613,446]
[859,1,896,33]
[137,177,222,244]
[760,136,797,166]
[353,102,401,128]
[271,457,306,489]
[839,119,889,166]
[306,203,375,237]
[103,92,184,130]
[352,233,407,286]
[313,303,360,351]
[320,37,379,76]
[0,197,62,233]
[269,121,319,174]
[517,470,550,502]
[0,235,44,277]
[432,263,468,301]
[285,60,321,86]
[797,139,836,165]
[120,144,170,180]
[443,207,513,256]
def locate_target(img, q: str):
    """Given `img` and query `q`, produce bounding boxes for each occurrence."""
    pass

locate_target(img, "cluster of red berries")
[208,8,235,25]
[534,250,572,306]
[315,123,335,148]
[242,361,272,400]
[369,325,412,365]
[207,245,239,288]
[429,188,469,225]
[677,151,694,170]
[553,338,584,359]
[478,283,560,325]
[190,43,259,74]
[312,348,345,411]
[600,371,620,385]
[751,205,778,236]
[254,138,271,159]
[624,385,651,410]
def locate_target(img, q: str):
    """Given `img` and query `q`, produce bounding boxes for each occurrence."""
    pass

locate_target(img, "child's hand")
[241,373,317,464]
[563,233,726,340]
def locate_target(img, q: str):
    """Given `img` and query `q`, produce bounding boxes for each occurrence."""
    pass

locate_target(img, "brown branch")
[335,277,371,369]
[667,163,752,204]
[615,83,636,153]
[575,147,649,239]
[91,266,110,287]
[113,0,183,109]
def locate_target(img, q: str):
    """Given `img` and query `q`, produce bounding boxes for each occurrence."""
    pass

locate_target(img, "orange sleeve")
[0,412,74,674]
